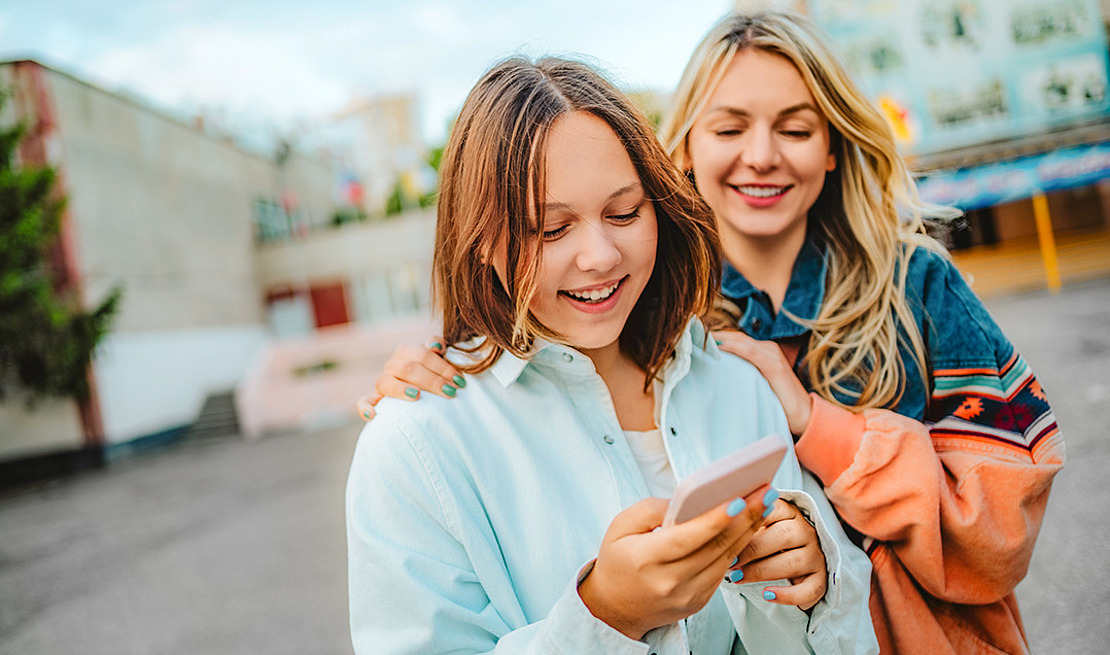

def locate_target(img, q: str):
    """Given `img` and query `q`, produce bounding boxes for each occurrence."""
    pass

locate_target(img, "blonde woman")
[346,56,876,654]
[360,10,1064,654]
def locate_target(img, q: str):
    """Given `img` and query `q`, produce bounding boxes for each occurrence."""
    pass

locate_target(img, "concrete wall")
[93,326,267,442]
[43,68,333,331]
[0,400,84,460]
[1,62,340,455]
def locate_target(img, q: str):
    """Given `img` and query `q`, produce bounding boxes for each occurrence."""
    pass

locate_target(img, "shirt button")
[562,353,573,363]
[751,317,763,332]
[603,434,614,444]
[670,427,678,436]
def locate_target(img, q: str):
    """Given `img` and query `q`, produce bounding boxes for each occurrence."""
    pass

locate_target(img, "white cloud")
[1,0,735,145]
[88,24,348,123]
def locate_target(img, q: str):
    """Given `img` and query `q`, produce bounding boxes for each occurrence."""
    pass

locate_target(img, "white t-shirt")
[624,427,678,498]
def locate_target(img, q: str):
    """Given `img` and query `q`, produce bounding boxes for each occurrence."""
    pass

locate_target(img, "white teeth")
[566,281,620,302]
[736,185,787,198]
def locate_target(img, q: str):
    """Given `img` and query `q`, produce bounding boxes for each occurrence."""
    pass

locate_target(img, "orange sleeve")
[794,393,1065,605]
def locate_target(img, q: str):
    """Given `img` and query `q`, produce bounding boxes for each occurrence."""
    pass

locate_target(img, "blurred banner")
[811,0,1110,155]
[917,140,1110,209]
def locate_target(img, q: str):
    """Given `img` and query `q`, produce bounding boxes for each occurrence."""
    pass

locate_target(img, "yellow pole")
[1031,192,1061,293]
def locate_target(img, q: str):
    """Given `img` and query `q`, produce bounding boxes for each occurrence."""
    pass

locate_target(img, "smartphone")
[662,434,788,527]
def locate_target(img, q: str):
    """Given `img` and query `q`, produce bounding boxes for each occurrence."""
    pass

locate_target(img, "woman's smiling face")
[492,111,658,356]
[687,48,836,253]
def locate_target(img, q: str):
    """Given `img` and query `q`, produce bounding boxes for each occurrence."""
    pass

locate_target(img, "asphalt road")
[1,277,1107,654]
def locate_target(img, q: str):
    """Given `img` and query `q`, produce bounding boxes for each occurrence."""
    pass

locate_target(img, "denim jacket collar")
[720,238,828,341]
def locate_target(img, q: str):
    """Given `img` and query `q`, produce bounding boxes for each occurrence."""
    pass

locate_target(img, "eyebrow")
[705,102,821,119]
[544,182,643,212]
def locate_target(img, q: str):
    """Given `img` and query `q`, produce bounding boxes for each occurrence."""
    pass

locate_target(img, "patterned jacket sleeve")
[792,251,1065,605]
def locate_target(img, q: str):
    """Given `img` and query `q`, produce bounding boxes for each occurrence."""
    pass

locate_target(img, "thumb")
[608,497,669,537]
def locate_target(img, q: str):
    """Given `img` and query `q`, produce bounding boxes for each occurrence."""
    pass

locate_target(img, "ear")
[826,151,836,172]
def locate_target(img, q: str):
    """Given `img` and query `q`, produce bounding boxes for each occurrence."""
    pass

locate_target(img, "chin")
[564,328,623,353]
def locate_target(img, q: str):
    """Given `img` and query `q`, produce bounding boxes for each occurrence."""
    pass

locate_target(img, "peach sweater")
[795,395,1065,654]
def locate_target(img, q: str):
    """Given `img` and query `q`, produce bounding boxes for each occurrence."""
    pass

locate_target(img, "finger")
[376,360,457,401]
[665,485,774,564]
[373,374,424,402]
[760,497,801,525]
[736,510,808,568]
[414,348,467,391]
[355,394,381,421]
[716,331,789,375]
[738,542,824,584]
[384,348,465,399]
[607,497,671,538]
[760,572,827,611]
[711,330,767,360]
[424,336,448,355]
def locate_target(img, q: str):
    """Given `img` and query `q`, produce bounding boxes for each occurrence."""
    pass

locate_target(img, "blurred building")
[305,93,435,217]
[803,0,1110,296]
[0,60,437,481]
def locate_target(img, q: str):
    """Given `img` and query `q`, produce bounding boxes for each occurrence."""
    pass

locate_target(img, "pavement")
[1,276,1108,655]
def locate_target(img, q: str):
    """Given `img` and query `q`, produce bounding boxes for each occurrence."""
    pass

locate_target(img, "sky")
[0,0,735,147]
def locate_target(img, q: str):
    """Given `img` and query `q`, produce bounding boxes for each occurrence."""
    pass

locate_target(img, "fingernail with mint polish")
[727,570,744,583]
[442,384,457,398]
[762,488,780,517]
[731,555,740,567]
[763,589,777,601]
[430,341,443,350]
[727,497,746,517]
[452,374,466,388]
[404,387,419,399]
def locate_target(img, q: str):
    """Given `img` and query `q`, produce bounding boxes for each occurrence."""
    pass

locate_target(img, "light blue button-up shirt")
[347,320,877,654]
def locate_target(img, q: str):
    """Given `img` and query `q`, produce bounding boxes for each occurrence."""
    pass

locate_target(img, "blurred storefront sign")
[918,141,1110,210]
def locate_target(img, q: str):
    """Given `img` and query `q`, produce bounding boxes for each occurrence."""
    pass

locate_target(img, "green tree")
[0,93,121,415]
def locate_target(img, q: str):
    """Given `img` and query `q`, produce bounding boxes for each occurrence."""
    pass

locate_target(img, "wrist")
[790,393,814,438]
[577,569,649,641]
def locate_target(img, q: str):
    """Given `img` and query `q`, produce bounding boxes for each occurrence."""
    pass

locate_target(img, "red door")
[309,282,350,328]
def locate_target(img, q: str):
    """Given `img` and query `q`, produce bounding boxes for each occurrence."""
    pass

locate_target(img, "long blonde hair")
[660,10,957,410]
[435,57,720,386]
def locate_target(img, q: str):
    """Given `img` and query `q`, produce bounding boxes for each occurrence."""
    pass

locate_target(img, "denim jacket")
[346,319,878,654]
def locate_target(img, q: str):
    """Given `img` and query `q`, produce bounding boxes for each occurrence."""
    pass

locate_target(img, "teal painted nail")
[362,411,371,420]
[404,387,419,399]
[452,374,466,388]
[763,589,777,601]
[762,488,780,518]
[728,569,744,583]
[430,341,443,350]
[727,497,746,517]
[714,339,722,346]
[731,555,740,567]
[442,384,457,397]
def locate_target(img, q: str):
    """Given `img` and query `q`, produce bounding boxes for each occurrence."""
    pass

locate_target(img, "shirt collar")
[719,237,828,332]
[486,318,712,388]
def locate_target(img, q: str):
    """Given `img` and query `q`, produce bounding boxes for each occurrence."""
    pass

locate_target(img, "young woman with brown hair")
[345,55,876,654]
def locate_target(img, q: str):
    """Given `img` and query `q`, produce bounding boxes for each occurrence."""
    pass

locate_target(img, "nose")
[740,126,780,172]
[574,222,622,273]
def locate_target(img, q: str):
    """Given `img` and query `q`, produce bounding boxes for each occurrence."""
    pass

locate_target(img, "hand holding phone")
[663,435,787,527]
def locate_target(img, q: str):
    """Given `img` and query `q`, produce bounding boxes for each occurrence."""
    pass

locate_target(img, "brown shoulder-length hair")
[435,56,720,387]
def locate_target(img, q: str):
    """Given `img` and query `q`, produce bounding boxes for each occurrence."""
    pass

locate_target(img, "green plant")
[0,91,122,406]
